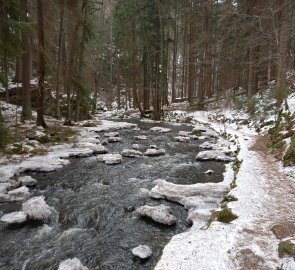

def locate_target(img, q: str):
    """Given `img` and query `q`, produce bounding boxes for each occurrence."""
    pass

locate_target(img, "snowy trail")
[155,112,295,270]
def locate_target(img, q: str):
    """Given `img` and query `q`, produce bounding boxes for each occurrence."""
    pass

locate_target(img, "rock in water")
[136,204,176,225]
[8,186,30,201]
[131,144,140,150]
[107,137,122,143]
[205,170,214,175]
[132,245,153,259]
[121,149,142,158]
[58,258,89,270]
[149,127,171,133]
[22,196,51,221]
[18,176,37,187]
[144,148,165,157]
[102,154,122,165]
[0,211,27,224]
[104,131,119,137]
[134,135,148,140]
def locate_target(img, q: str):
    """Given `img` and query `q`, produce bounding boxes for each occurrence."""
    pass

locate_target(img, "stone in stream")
[102,154,122,165]
[107,137,122,143]
[18,176,37,187]
[121,149,142,158]
[174,136,190,142]
[134,135,148,140]
[8,186,30,201]
[58,258,89,270]
[75,142,108,154]
[131,144,140,150]
[178,131,191,137]
[0,211,27,225]
[196,150,233,162]
[136,204,177,225]
[22,196,51,221]
[104,131,120,137]
[132,245,153,259]
[199,142,214,150]
[0,194,11,203]
[149,127,171,133]
[144,148,165,157]
[205,169,214,175]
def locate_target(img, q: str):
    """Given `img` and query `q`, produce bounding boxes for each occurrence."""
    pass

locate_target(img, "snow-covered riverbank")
[155,110,295,270]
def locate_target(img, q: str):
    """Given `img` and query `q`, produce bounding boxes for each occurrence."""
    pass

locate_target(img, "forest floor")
[155,108,295,270]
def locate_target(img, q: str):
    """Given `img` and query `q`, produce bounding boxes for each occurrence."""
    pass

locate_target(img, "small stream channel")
[0,119,225,270]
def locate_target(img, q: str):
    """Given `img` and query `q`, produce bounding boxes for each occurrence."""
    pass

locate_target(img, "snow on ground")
[155,110,295,270]
[0,118,137,182]
[287,92,295,115]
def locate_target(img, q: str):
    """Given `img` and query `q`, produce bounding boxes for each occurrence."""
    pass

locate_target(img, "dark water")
[0,120,225,270]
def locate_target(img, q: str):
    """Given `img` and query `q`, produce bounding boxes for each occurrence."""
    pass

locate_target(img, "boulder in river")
[8,186,30,201]
[199,142,214,150]
[18,176,37,187]
[134,135,148,140]
[107,137,122,143]
[132,245,153,259]
[0,194,11,203]
[205,169,214,175]
[144,148,165,156]
[104,131,120,137]
[149,127,171,133]
[196,150,233,162]
[131,144,140,150]
[174,136,190,142]
[121,149,142,158]
[22,196,51,221]
[0,211,27,225]
[58,258,89,270]
[102,154,123,165]
[136,204,176,225]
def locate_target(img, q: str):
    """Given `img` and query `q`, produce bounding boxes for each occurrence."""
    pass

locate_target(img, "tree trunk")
[21,0,32,122]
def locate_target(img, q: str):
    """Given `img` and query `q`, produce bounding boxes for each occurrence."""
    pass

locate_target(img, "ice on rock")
[102,154,122,165]
[136,204,177,225]
[1,211,27,225]
[18,176,37,187]
[121,149,142,158]
[132,245,153,259]
[144,148,166,156]
[58,258,89,270]
[149,127,171,133]
[8,186,30,201]
[22,196,51,221]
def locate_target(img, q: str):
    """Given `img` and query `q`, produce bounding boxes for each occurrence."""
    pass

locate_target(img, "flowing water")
[0,120,225,270]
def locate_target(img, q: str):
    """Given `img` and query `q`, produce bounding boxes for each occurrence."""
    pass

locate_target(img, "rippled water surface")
[0,120,225,270]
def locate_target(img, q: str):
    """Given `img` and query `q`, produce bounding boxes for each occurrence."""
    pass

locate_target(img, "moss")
[283,134,295,166]
[222,194,238,205]
[0,119,11,149]
[192,130,202,136]
[278,240,295,259]
[36,134,50,144]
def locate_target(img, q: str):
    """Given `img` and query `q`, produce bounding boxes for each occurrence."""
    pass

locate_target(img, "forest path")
[233,135,295,270]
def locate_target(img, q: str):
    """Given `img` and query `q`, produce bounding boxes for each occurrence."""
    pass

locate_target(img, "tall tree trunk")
[21,0,32,122]
[55,0,65,119]
[36,0,47,128]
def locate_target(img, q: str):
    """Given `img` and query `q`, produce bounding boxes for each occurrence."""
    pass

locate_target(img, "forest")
[0,1,295,270]
[0,0,294,124]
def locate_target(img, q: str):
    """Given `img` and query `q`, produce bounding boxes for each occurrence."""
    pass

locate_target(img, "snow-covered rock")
[199,142,215,150]
[144,148,166,156]
[178,131,191,137]
[136,204,177,225]
[196,151,233,162]
[0,211,27,225]
[175,136,190,142]
[205,170,214,175]
[131,144,140,150]
[8,186,30,201]
[132,245,153,259]
[74,142,108,154]
[107,137,122,143]
[134,135,148,140]
[121,149,142,158]
[58,258,89,270]
[149,127,171,133]
[22,196,51,221]
[192,125,208,132]
[102,154,122,165]
[104,131,119,137]
[18,176,37,187]
[0,194,11,203]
